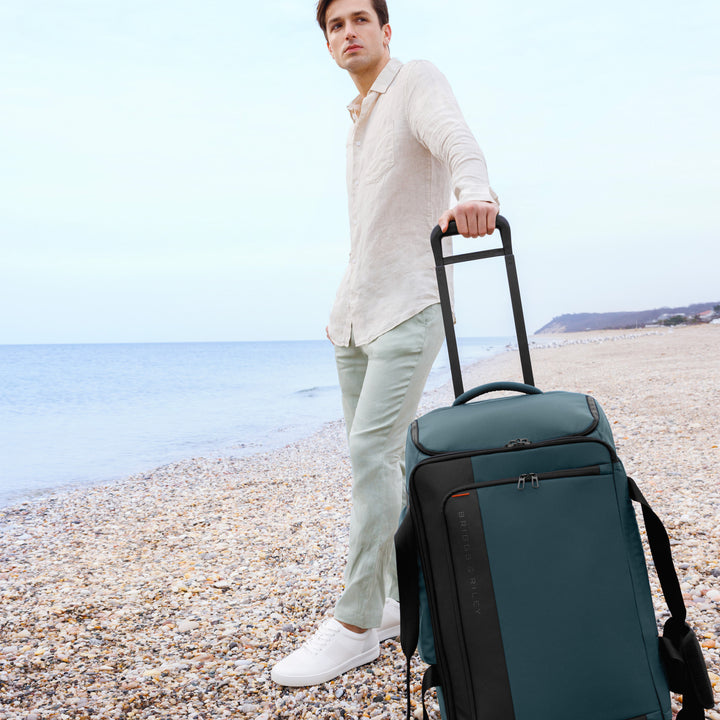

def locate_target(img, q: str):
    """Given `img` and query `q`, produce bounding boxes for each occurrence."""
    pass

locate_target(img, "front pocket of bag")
[442,464,661,720]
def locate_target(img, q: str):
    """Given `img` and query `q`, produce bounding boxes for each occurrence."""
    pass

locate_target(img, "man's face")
[325,0,391,76]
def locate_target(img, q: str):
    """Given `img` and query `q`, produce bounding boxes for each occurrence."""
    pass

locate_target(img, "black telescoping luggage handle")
[430,215,534,398]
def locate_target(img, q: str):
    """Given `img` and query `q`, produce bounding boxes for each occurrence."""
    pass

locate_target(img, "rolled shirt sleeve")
[405,60,499,206]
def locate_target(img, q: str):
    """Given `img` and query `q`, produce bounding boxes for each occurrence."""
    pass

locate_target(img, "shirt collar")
[347,57,403,120]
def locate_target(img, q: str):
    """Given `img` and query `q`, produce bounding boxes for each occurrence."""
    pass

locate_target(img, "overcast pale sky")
[2,0,718,344]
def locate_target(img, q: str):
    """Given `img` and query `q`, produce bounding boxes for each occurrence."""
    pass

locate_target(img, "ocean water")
[0,337,512,507]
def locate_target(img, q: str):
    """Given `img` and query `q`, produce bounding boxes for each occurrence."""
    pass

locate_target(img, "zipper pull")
[506,438,531,449]
[518,473,540,490]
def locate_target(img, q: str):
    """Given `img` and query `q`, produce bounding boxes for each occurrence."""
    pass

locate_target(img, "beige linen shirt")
[327,58,498,347]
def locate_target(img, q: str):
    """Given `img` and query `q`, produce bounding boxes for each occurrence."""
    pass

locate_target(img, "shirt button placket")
[350,129,361,226]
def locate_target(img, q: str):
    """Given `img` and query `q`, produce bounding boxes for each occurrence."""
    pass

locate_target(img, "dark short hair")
[316,0,389,39]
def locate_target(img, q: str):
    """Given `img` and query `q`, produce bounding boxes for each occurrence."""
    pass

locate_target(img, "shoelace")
[303,620,341,656]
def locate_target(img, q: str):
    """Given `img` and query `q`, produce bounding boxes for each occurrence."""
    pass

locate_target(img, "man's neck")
[350,55,391,99]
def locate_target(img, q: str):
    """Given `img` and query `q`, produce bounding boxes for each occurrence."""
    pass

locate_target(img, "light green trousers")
[333,304,445,629]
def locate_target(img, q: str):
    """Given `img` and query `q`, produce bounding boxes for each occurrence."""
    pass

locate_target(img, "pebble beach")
[1,325,719,719]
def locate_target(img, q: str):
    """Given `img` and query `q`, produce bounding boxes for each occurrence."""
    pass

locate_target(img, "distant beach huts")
[647,306,720,328]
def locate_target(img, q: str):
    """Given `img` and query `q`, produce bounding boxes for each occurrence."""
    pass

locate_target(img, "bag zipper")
[409,437,618,487]
[442,464,604,507]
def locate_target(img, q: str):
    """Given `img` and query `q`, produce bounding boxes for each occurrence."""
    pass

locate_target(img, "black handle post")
[430,215,534,398]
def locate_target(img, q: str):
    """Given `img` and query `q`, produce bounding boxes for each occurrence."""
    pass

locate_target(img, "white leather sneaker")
[271,618,380,686]
[378,598,400,641]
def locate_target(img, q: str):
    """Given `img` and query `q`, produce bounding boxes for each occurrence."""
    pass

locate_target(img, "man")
[271,0,498,686]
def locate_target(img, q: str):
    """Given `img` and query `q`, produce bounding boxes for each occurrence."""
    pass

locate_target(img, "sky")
[1,0,719,344]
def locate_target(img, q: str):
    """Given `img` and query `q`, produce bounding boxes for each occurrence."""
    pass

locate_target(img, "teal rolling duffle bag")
[396,382,714,720]
[394,218,714,720]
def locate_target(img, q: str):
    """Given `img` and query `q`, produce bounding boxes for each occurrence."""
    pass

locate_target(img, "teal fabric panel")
[415,391,599,453]
[593,396,617,449]
[477,470,662,720]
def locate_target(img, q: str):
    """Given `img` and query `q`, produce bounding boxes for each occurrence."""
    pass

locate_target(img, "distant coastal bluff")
[536,301,720,334]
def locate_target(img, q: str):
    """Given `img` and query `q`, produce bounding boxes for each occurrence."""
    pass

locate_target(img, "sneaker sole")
[378,623,400,642]
[271,644,380,687]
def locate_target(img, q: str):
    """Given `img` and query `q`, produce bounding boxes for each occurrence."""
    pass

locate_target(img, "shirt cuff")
[457,187,500,206]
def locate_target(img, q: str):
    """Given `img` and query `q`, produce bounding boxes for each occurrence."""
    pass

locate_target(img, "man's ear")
[327,40,334,59]
[383,23,392,48]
